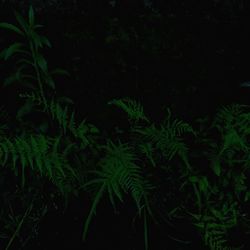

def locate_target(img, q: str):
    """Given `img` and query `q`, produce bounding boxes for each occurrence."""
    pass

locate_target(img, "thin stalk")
[143,207,149,250]
[29,40,48,110]
[192,182,202,214]
[5,202,33,250]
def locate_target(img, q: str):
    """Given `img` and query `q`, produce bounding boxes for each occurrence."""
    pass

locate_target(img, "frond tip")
[108,98,149,123]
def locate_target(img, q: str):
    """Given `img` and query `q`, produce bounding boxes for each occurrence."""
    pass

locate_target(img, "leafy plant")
[176,104,250,250]
[108,97,149,124]
[1,6,250,250]
[0,6,69,110]
[132,107,195,170]
[81,139,154,250]
[189,202,240,250]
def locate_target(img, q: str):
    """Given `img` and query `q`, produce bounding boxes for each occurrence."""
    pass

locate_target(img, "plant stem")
[5,202,33,250]
[29,40,48,110]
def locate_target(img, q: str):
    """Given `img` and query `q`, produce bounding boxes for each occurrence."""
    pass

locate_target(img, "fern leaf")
[5,138,18,175]
[30,136,44,175]
[108,98,149,123]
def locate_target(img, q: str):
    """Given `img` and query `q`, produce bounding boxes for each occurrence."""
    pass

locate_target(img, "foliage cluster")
[0,6,250,250]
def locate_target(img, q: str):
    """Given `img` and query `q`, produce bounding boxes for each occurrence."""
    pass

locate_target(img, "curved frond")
[133,109,193,168]
[82,140,154,240]
[0,134,77,189]
[108,97,149,123]
[18,93,99,148]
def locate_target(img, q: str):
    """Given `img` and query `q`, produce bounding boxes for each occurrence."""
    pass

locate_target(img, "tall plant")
[0,6,68,110]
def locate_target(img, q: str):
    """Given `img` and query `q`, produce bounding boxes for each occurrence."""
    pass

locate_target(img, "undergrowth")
[0,6,249,250]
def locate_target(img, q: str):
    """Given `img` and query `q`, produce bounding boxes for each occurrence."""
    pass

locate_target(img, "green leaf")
[28,6,35,27]
[3,69,25,86]
[212,158,221,177]
[16,58,34,67]
[244,191,250,202]
[198,176,209,193]
[50,68,70,77]
[15,49,31,57]
[36,53,48,73]
[89,124,99,134]
[0,42,23,60]
[0,22,24,36]
[30,31,43,48]
[45,75,55,89]
[14,10,29,34]
[40,35,51,48]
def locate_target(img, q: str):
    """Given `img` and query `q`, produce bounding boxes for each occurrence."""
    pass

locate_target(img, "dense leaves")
[1,4,250,250]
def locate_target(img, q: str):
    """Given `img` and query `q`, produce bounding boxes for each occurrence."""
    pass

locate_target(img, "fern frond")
[82,140,153,240]
[0,106,9,138]
[99,140,146,207]
[108,97,149,123]
[213,104,249,132]
[138,143,156,167]
[191,203,240,250]
[134,122,190,167]
[18,93,99,147]
[46,98,99,146]
[222,129,248,153]
[0,134,77,189]
[163,108,195,136]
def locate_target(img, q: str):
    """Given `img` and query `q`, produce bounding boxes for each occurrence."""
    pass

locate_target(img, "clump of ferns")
[214,104,250,225]
[0,91,100,210]
[17,90,107,210]
[179,174,244,250]
[209,104,250,197]
[0,2,101,204]
[212,104,250,156]
[108,97,195,168]
[81,139,155,250]
[108,97,190,163]
[0,134,79,194]
[178,104,250,250]
[0,91,94,199]
[188,201,243,250]
[0,6,69,109]
[104,98,198,246]
[186,104,250,204]
[133,107,195,175]
[17,91,101,160]
[108,98,195,189]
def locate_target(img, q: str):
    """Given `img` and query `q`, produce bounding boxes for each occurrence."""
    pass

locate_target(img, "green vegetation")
[0,6,249,250]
